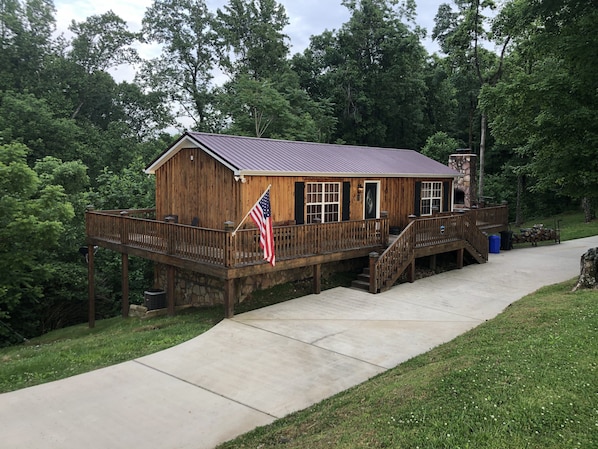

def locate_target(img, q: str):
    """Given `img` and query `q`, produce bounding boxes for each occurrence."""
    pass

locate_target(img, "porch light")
[357,183,364,201]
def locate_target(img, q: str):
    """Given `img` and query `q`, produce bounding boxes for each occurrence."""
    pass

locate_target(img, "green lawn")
[217,279,598,449]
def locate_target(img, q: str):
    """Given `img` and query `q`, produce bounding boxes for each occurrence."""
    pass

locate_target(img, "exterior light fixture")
[357,183,364,201]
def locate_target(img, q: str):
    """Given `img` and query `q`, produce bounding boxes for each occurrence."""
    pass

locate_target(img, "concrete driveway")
[1,235,597,449]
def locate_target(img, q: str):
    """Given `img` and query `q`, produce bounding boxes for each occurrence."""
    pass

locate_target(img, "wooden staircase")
[351,268,372,291]
[356,213,490,294]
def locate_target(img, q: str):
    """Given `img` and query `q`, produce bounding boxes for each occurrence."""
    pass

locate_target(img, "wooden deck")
[85,205,508,323]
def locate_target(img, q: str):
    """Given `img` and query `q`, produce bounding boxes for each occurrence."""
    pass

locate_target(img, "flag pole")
[232,184,271,236]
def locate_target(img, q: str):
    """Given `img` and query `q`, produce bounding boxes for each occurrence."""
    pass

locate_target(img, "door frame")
[363,180,381,219]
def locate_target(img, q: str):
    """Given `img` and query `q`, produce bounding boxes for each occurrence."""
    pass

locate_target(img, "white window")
[421,181,442,216]
[306,182,340,223]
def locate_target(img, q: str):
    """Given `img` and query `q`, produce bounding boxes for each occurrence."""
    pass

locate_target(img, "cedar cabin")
[85,132,508,325]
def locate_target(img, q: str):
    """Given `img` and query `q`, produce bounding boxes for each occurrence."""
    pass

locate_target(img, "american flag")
[250,189,275,266]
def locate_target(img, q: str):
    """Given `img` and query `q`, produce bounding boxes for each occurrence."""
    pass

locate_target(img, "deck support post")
[407,260,415,283]
[121,253,129,318]
[88,243,95,328]
[312,264,321,294]
[167,265,175,316]
[457,248,464,269]
[224,279,235,318]
[429,254,437,272]
[369,252,379,293]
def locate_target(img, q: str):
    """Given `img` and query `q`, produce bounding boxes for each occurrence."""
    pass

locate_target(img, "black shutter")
[442,181,451,212]
[294,182,305,224]
[342,182,351,221]
[414,181,422,216]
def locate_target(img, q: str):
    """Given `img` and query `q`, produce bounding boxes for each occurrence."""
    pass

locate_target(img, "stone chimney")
[449,150,477,208]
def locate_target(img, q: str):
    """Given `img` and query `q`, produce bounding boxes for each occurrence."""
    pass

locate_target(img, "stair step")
[357,273,370,282]
[351,279,370,291]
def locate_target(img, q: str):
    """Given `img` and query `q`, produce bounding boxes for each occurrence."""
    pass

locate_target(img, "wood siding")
[154,146,454,231]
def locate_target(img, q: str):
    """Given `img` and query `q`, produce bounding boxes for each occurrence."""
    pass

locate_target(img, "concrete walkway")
[2,236,597,449]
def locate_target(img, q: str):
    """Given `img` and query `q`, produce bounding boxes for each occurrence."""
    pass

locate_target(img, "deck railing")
[371,210,493,292]
[468,205,509,230]
[86,211,388,268]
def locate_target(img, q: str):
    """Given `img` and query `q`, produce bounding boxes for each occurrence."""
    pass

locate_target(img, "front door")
[364,181,380,219]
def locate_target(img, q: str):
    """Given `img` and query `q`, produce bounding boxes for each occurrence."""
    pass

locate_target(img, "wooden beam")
[369,252,379,293]
[224,279,235,318]
[457,248,464,269]
[312,264,321,294]
[88,245,95,328]
[121,253,129,318]
[407,260,415,283]
[167,265,175,316]
[429,254,437,272]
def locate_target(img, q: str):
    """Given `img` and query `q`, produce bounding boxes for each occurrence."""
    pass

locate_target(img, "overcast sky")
[54,0,443,64]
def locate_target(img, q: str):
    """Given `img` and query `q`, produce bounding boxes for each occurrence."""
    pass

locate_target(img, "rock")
[129,304,148,317]
[572,247,598,292]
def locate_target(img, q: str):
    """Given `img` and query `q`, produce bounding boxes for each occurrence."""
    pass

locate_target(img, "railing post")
[224,221,235,267]
[120,210,129,244]
[166,215,176,254]
[369,251,379,293]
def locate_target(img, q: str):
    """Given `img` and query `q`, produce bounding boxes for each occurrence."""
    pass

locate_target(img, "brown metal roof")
[145,132,459,178]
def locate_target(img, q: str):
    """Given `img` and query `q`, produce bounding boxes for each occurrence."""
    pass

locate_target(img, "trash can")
[144,289,166,310]
[489,235,501,254]
[500,230,513,250]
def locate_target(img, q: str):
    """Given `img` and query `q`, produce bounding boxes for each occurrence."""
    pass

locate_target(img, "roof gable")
[145,132,459,178]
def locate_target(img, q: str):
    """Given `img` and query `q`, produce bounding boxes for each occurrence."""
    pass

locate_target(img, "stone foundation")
[154,258,366,308]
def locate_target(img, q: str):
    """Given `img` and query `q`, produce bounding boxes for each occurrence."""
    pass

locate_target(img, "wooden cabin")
[86,132,509,324]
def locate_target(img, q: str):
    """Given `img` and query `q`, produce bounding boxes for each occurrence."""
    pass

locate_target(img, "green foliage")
[216,0,290,80]
[482,0,598,212]
[421,131,460,163]
[0,91,82,164]
[0,143,74,338]
[294,0,429,148]
[141,0,220,129]
[68,11,139,74]
[92,158,155,210]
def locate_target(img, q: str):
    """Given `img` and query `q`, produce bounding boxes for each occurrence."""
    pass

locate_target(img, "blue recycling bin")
[489,235,501,254]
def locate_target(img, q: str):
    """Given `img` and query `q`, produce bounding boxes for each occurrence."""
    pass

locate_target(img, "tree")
[216,0,290,80]
[294,0,429,148]
[141,0,220,130]
[68,11,139,75]
[433,0,511,201]
[0,143,75,343]
[482,0,598,222]
[0,0,56,91]
[421,131,460,163]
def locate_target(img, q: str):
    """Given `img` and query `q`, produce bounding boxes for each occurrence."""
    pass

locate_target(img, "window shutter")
[342,182,351,221]
[414,181,422,216]
[294,182,305,224]
[443,181,451,212]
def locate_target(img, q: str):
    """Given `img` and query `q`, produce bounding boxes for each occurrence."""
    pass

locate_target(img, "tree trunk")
[515,173,523,226]
[581,197,593,223]
[478,112,487,204]
[572,247,598,292]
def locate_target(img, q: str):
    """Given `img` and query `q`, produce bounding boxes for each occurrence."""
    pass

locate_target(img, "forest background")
[1,0,596,344]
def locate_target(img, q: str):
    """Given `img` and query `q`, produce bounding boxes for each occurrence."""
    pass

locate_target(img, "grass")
[217,279,598,449]
[0,307,222,393]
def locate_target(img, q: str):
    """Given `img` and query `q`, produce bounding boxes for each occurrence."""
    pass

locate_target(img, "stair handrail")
[462,211,489,261]
[370,220,416,293]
